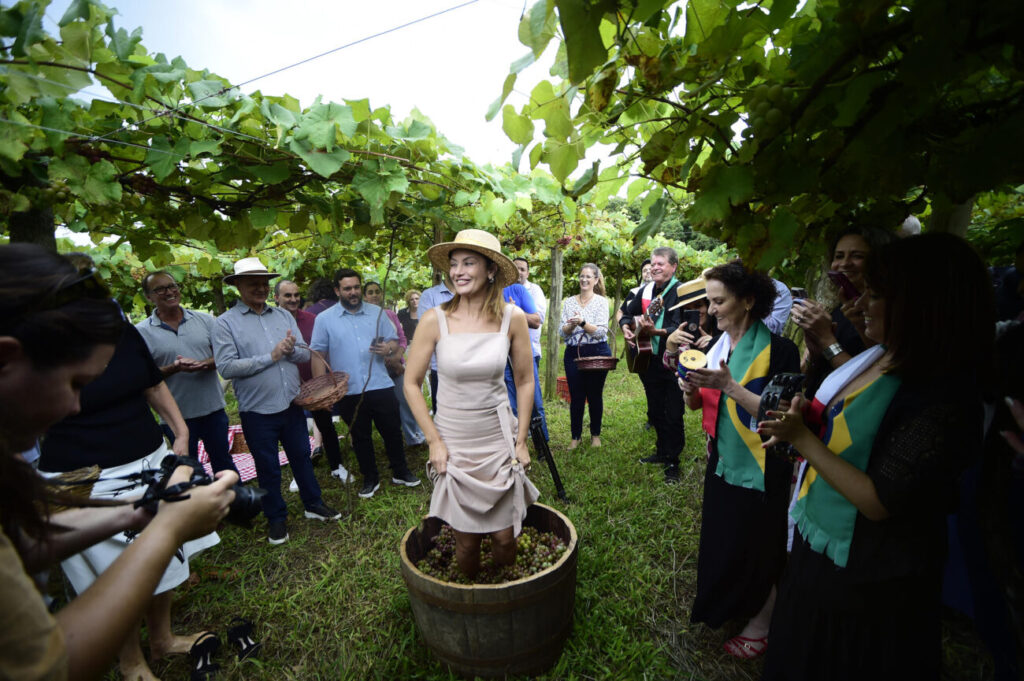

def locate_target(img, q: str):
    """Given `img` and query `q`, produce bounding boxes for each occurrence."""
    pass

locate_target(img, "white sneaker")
[288,478,299,492]
[331,465,353,483]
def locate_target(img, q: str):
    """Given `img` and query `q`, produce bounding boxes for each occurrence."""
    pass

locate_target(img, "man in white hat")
[212,257,340,545]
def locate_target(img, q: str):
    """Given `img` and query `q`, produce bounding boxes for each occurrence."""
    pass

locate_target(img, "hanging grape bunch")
[416,525,568,585]
[742,84,795,142]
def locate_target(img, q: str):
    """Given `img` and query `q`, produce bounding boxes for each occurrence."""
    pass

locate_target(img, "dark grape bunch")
[416,525,568,585]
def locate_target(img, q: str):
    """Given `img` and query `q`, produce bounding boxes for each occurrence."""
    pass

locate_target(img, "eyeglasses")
[45,267,111,309]
[150,283,179,295]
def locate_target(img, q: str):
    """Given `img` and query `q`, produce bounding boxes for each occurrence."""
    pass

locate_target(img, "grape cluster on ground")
[416,525,568,585]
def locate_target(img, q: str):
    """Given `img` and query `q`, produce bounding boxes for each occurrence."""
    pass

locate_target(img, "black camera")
[135,455,266,527]
[756,373,805,462]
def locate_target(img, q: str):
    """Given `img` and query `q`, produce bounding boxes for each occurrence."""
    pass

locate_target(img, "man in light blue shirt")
[212,257,339,545]
[764,278,794,334]
[502,282,549,440]
[136,270,237,475]
[417,279,454,413]
[311,267,420,499]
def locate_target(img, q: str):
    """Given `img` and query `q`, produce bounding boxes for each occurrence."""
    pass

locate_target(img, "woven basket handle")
[296,343,341,386]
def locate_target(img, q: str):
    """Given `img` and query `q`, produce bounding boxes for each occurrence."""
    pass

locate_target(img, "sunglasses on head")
[43,267,112,310]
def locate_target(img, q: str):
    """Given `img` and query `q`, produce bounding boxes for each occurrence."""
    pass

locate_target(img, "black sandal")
[188,632,221,680]
[226,617,262,661]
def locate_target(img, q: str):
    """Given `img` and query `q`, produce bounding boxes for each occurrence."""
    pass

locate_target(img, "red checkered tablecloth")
[196,424,313,482]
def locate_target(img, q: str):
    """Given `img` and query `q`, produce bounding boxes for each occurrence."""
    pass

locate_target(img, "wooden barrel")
[400,503,578,679]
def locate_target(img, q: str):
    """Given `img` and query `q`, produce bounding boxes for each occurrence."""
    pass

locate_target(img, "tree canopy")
[493,0,1024,272]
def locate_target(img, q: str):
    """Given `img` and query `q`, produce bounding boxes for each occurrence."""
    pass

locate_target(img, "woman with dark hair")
[672,261,799,658]
[560,263,612,450]
[793,226,895,397]
[305,277,338,315]
[0,244,236,681]
[758,233,996,680]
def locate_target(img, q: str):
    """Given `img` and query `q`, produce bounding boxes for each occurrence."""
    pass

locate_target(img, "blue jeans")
[503,355,549,441]
[563,342,611,439]
[162,408,238,476]
[394,380,425,445]
[239,405,323,523]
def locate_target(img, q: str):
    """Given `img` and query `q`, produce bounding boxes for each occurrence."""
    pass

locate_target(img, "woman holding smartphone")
[758,233,994,680]
[792,227,893,397]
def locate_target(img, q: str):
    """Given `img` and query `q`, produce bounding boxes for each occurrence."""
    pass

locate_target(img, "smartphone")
[372,336,385,346]
[790,287,808,302]
[681,310,701,341]
[826,271,860,300]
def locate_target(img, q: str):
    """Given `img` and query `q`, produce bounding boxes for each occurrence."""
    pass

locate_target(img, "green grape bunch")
[415,525,569,585]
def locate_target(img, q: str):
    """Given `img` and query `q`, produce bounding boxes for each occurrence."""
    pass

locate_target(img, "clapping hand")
[757,394,808,449]
[271,329,296,361]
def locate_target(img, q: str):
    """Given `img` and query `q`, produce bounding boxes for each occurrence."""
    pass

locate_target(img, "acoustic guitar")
[626,296,663,374]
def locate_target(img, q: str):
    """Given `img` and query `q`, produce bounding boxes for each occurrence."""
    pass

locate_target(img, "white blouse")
[560,294,609,345]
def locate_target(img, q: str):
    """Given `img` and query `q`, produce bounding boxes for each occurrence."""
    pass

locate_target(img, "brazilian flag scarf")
[640,276,678,355]
[701,320,773,491]
[791,345,901,568]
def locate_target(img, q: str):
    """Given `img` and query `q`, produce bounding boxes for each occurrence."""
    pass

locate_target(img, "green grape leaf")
[633,196,668,242]
[188,79,233,109]
[251,206,277,228]
[12,5,45,57]
[288,139,350,178]
[145,136,188,181]
[104,20,142,61]
[542,141,579,183]
[294,101,357,149]
[50,156,122,205]
[554,0,614,84]
[243,162,291,184]
[58,0,91,26]
[352,160,409,224]
[502,105,535,145]
[519,1,556,57]
[757,207,800,268]
[690,165,753,223]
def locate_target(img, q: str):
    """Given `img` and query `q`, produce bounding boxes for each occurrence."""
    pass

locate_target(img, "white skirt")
[56,441,220,596]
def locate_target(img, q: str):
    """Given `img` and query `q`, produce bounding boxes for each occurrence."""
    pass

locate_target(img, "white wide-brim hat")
[224,257,280,284]
[427,229,517,289]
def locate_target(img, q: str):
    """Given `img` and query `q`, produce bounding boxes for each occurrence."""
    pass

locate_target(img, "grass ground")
[87,353,994,680]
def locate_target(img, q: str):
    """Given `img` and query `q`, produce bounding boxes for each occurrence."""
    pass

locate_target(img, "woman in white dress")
[404,230,539,577]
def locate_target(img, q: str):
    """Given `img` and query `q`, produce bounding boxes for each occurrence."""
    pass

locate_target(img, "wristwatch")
[578,319,586,328]
[822,342,844,361]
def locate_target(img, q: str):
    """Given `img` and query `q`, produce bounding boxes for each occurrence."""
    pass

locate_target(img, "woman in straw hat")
[404,229,539,577]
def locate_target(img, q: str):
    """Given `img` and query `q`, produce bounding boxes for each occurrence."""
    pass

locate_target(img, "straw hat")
[427,229,517,288]
[224,257,280,284]
[668,277,708,310]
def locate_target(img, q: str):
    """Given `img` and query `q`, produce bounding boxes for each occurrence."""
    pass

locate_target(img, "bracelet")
[822,342,844,361]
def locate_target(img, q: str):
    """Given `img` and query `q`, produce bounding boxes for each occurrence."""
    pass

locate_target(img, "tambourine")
[675,348,707,379]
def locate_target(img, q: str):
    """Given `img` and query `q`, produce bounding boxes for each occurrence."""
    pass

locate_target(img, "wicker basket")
[293,347,349,411]
[574,355,619,371]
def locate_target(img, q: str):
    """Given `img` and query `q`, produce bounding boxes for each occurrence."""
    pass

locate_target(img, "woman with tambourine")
[560,263,611,450]
[758,233,994,680]
[666,262,799,659]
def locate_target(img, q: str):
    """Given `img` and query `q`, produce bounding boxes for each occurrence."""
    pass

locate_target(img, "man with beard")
[276,279,353,483]
[136,271,238,475]
[618,247,685,483]
[213,258,340,545]
[310,268,420,499]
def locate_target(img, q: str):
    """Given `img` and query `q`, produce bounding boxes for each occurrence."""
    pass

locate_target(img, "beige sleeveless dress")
[428,304,540,534]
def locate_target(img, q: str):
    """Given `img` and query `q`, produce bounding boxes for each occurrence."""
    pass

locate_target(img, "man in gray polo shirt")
[212,257,340,545]
[135,270,238,475]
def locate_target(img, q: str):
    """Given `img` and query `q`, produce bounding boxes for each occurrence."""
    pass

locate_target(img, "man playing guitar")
[618,247,686,483]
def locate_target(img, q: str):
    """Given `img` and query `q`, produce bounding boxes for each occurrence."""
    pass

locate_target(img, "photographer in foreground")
[0,244,236,681]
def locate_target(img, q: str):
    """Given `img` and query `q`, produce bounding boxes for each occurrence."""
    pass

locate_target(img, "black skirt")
[690,442,791,628]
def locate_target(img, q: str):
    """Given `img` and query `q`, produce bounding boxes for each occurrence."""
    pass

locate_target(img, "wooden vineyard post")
[544,245,563,400]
